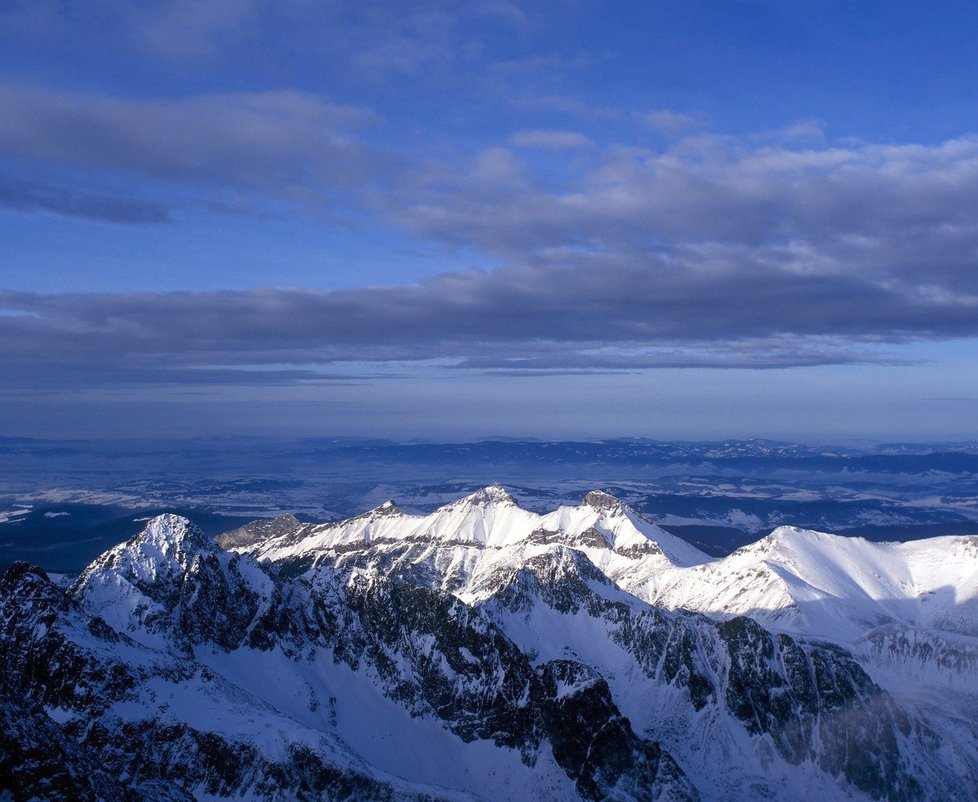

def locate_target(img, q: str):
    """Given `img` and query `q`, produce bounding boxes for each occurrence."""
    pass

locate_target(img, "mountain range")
[6,437,978,573]
[2,485,976,800]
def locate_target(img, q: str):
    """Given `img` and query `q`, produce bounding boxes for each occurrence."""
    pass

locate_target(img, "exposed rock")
[215,513,304,550]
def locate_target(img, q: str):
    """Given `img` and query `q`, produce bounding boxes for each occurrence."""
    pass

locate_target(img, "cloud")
[0,0,263,61]
[112,0,534,74]
[0,174,171,224]
[123,0,263,60]
[3,77,978,389]
[454,343,917,372]
[0,362,399,391]
[0,1,495,69]
[7,122,978,386]
[0,241,967,392]
[509,129,593,150]
[380,134,978,307]
[0,83,377,193]
[639,109,701,134]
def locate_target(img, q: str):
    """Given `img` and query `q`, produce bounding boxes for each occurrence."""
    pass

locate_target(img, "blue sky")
[2,1,978,441]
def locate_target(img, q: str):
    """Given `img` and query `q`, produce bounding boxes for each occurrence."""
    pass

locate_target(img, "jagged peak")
[138,514,208,550]
[84,513,211,576]
[0,562,65,609]
[269,512,302,526]
[1,560,50,587]
[371,500,402,516]
[214,513,303,550]
[455,483,518,507]
[581,490,627,513]
[526,544,611,581]
[763,525,818,545]
[339,500,404,525]
[770,525,806,537]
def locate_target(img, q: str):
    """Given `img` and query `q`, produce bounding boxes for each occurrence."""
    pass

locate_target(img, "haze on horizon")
[2,1,978,442]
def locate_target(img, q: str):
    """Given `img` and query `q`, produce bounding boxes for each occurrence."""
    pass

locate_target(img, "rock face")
[3,488,977,801]
[214,513,304,550]
[0,562,439,802]
[0,698,195,802]
[480,546,949,801]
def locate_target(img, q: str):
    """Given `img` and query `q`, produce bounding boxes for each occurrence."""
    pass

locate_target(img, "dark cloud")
[0,361,403,391]
[0,83,377,192]
[0,174,171,224]
[3,76,978,390]
[1,0,534,74]
[0,242,966,391]
[509,129,593,150]
[384,135,978,288]
[122,0,263,60]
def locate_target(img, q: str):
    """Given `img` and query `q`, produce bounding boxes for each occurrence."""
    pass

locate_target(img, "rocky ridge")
[2,485,977,800]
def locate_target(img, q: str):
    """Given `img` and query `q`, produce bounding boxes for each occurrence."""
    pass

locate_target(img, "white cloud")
[640,109,701,134]
[509,129,593,150]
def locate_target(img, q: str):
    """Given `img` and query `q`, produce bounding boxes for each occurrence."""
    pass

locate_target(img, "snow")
[46,494,978,802]
[188,644,578,801]
[229,483,978,767]
[85,503,978,665]
[482,580,882,802]
[60,508,588,800]
[44,705,74,724]
[0,506,31,525]
[228,487,978,671]
[235,485,712,606]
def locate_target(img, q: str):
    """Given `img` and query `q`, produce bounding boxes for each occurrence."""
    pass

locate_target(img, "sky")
[2,0,978,442]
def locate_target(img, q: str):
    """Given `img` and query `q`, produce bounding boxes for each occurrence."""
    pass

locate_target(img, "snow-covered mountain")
[3,487,977,801]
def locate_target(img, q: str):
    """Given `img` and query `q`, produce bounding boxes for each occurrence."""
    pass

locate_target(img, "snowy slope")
[4,512,699,802]
[473,548,976,802]
[231,487,977,652]
[639,526,978,642]
[233,485,711,604]
[231,485,978,796]
[228,488,978,707]
[5,486,978,801]
[64,516,591,801]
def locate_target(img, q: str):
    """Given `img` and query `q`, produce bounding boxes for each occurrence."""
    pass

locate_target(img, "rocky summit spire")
[370,500,402,516]
[463,483,517,506]
[582,490,626,513]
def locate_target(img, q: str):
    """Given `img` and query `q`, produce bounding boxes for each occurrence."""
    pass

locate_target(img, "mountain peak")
[582,490,626,512]
[745,525,808,552]
[82,513,211,580]
[0,562,64,611]
[139,513,208,551]
[460,483,517,507]
[215,513,302,550]
[370,500,402,516]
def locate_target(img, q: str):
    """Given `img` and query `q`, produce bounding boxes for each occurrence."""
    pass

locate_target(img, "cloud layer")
[3,37,978,390]
[0,83,375,210]
[0,232,966,389]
